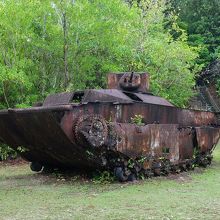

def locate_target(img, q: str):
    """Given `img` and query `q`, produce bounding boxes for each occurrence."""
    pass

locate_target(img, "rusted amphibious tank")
[0,72,220,181]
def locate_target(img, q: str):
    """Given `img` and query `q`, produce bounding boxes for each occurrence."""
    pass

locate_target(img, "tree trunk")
[63,12,69,88]
[2,82,10,108]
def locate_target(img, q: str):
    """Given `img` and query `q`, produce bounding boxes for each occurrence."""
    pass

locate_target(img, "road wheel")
[30,162,43,172]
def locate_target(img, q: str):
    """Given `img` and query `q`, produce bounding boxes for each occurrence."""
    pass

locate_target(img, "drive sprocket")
[74,114,108,148]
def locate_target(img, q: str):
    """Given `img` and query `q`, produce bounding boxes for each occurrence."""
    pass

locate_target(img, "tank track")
[102,150,213,182]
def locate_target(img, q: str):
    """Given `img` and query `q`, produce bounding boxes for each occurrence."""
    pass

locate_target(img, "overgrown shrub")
[0,144,17,161]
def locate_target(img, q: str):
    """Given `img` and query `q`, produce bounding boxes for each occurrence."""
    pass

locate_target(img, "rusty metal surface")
[43,92,75,106]
[134,93,174,106]
[0,110,99,169]
[0,105,73,114]
[82,89,174,106]
[195,127,220,152]
[1,99,218,169]
[114,124,179,162]
[65,102,218,127]
[107,72,150,92]
[0,72,220,178]
[82,89,133,103]
[178,127,194,160]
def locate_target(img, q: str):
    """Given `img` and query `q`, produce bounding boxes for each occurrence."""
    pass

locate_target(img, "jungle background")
[0,0,220,159]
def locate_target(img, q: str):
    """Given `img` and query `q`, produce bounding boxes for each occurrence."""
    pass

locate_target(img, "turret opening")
[71,91,84,103]
[123,92,143,102]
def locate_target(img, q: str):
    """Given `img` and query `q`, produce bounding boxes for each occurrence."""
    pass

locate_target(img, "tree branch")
[2,82,10,108]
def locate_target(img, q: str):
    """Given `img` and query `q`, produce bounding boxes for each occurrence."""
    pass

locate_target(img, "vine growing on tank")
[131,114,145,126]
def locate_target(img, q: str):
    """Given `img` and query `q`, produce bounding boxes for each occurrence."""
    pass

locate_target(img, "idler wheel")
[30,162,43,172]
[74,115,108,148]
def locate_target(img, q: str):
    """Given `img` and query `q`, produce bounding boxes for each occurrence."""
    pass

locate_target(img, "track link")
[110,151,213,182]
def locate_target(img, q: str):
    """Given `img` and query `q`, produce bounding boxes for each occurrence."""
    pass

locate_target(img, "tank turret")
[107,72,149,92]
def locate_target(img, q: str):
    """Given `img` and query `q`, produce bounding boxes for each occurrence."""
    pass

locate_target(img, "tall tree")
[168,0,220,65]
[0,0,199,108]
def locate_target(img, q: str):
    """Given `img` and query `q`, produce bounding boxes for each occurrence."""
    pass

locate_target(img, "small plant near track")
[131,114,144,126]
[17,146,29,153]
[0,144,17,161]
[92,171,115,184]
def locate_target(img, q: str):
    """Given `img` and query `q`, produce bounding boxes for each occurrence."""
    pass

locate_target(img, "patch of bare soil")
[0,157,28,166]
[165,167,206,183]
[166,172,193,183]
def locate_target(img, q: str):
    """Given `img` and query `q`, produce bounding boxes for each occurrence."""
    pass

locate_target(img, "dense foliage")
[0,0,200,159]
[0,0,199,108]
[168,0,220,66]
[0,143,17,161]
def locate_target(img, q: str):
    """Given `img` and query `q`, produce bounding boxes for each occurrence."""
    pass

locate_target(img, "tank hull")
[0,102,219,174]
[0,71,220,181]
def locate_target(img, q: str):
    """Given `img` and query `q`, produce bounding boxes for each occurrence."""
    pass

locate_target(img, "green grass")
[1,147,220,220]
